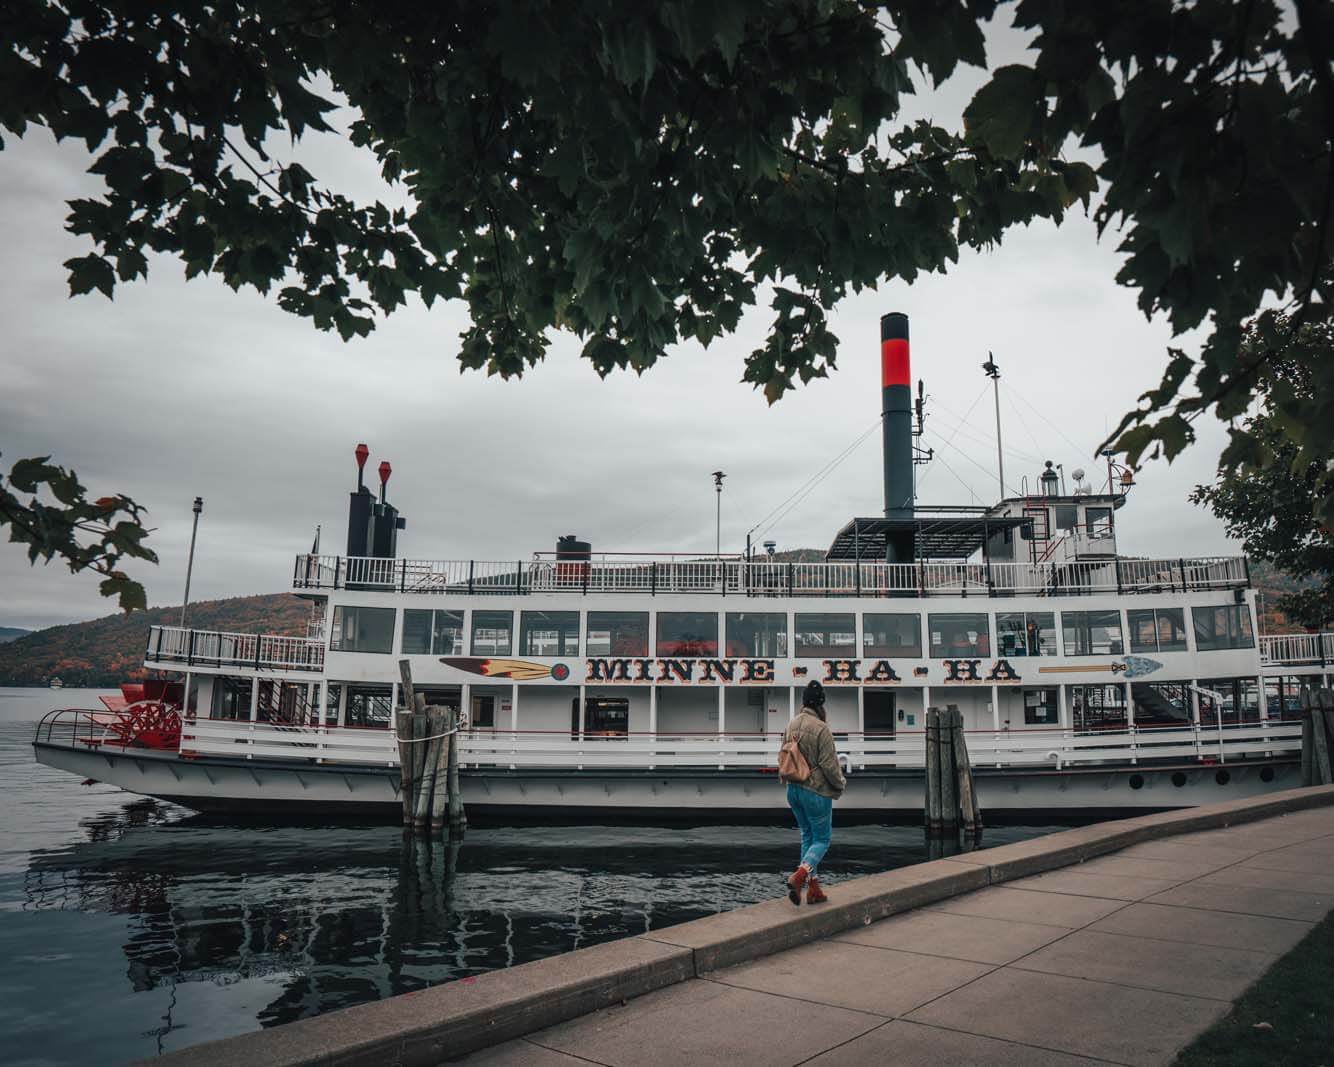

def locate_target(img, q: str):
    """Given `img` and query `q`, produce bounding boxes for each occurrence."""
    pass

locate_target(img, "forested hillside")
[0,594,310,686]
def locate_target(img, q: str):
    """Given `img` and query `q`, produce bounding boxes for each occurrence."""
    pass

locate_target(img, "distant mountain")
[0,626,31,644]
[0,594,311,687]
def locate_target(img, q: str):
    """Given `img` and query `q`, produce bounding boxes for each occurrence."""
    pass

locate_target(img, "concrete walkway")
[460,807,1334,1067]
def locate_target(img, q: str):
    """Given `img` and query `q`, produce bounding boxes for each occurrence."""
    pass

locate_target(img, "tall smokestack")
[881,312,915,563]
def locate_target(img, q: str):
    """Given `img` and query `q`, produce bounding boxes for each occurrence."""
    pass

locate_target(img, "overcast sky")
[0,19,1240,632]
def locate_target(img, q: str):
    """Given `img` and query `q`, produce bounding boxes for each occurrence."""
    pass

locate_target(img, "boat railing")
[145,625,325,673]
[1259,632,1334,667]
[291,553,1251,598]
[167,717,1300,771]
[33,708,123,748]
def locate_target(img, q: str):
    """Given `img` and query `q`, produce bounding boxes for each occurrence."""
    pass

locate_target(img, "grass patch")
[1176,910,1334,1065]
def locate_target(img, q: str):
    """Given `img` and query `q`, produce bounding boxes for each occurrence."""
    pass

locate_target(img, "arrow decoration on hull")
[440,657,570,681]
[1038,656,1163,678]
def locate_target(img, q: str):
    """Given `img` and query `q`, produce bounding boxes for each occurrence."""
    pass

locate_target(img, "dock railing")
[291,553,1250,598]
[145,625,325,673]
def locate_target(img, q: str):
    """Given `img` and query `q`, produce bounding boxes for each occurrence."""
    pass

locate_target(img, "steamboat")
[32,314,1330,823]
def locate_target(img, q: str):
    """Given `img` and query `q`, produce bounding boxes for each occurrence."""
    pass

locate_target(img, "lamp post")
[180,496,203,629]
[981,354,1004,500]
[711,471,726,558]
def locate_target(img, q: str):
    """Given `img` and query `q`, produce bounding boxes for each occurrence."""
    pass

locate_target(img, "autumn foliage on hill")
[0,593,310,687]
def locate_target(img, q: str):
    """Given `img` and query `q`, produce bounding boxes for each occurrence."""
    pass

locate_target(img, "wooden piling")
[447,703,467,836]
[924,708,942,834]
[950,706,982,833]
[938,706,957,835]
[428,706,452,835]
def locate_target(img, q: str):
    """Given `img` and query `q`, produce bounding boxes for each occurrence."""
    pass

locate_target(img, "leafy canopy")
[0,454,157,611]
[1,0,1332,605]
[1192,315,1334,629]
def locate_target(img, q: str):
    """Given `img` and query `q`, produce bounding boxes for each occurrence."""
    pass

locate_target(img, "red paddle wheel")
[97,681,183,750]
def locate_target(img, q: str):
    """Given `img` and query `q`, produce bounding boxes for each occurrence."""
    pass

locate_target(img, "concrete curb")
[144,784,1334,1066]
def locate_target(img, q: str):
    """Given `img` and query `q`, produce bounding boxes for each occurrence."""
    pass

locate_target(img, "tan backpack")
[777,731,811,783]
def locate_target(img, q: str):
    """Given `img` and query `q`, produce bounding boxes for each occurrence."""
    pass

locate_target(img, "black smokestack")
[881,312,915,562]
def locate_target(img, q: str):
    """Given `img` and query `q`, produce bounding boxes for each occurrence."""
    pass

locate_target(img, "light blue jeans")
[786,783,833,875]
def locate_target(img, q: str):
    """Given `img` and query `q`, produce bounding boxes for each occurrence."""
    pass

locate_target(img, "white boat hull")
[34,741,1300,824]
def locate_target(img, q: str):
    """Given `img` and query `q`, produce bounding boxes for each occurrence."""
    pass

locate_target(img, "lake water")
[2,687,1058,1063]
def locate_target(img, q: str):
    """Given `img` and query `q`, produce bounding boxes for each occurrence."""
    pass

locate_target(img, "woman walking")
[779,680,846,905]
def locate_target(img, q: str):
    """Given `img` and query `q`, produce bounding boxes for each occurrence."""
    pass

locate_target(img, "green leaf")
[64,254,116,299]
[964,65,1042,160]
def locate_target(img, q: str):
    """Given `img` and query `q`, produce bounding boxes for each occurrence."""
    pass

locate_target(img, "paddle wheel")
[97,681,183,751]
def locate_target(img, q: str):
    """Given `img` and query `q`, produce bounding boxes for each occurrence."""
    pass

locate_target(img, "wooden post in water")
[950,706,982,833]
[447,702,467,836]
[938,706,958,836]
[396,660,418,827]
[924,708,942,834]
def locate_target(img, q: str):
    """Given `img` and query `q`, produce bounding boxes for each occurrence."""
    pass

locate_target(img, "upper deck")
[291,552,1249,599]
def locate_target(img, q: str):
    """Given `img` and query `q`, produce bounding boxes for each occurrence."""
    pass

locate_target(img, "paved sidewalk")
[458,807,1334,1067]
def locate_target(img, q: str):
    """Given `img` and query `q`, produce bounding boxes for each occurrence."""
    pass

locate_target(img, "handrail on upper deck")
[290,552,1250,598]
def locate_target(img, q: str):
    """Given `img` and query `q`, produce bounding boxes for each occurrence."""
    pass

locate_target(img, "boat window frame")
[1192,604,1255,651]
[725,611,789,658]
[794,612,857,658]
[1126,607,1188,654]
[656,611,719,657]
[329,605,396,655]
[861,613,922,658]
[519,610,581,657]
[471,609,514,656]
[1059,609,1125,656]
[995,611,1057,657]
[401,608,465,655]
[927,612,991,658]
[586,610,650,657]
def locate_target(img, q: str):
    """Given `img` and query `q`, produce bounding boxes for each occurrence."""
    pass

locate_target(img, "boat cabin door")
[864,690,896,737]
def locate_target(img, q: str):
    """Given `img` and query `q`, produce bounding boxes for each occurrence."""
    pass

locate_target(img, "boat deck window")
[657,612,717,656]
[402,609,465,655]
[572,696,629,737]
[520,611,580,656]
[330,606,395,654]
[862,613,922,658]
[726,612,788,657]
[1070,683,1127,730]
[471,610,514,656]
[1061,610,1124,656]
[587,611,649,657]
[795,613,856,658]
[996,612,1056,656]
[928,613,990,658]
[1192,604,1255,651]
[1024,687,1059,725]
[345,685,393,728]
[1127,608,1187,653]
[1199,677,1260,724]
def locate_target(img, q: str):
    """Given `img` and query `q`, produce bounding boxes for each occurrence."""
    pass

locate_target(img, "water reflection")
[20,799,1054,1051]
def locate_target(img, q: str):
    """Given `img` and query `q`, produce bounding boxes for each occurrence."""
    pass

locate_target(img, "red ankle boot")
[805,876,828,904]
[785,865,809,905]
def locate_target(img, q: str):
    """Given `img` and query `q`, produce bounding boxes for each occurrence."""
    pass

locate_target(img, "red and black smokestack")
[881,312,915,562]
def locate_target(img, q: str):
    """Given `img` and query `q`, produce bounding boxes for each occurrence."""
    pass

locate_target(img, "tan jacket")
[781,707,847,799]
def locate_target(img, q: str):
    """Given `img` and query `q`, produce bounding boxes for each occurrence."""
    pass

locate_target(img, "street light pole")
[711,471,726,557]
[180,496,203,629]
[982,354,1004,500]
